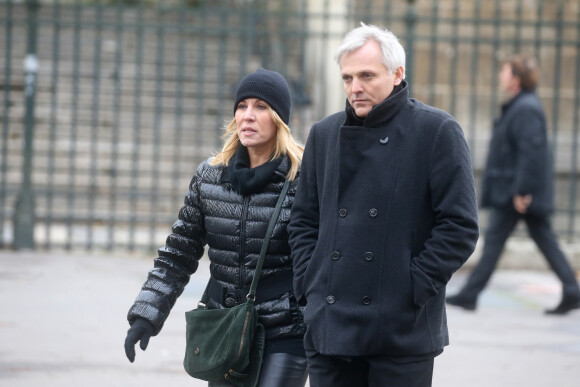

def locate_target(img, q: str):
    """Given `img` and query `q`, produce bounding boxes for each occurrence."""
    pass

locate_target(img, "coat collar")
[344,80,409,128]
[500,89,534,115]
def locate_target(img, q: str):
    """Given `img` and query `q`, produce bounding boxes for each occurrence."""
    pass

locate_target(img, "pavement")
[1,249,580,387]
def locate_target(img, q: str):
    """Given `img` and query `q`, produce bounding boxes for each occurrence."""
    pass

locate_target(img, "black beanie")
[234,68,292,124]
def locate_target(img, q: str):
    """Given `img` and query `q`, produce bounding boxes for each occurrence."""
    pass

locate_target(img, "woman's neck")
[247,147,273,168]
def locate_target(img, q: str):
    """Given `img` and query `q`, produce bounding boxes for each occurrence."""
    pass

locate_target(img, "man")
[287,23,479,387]
[446,54,580,315]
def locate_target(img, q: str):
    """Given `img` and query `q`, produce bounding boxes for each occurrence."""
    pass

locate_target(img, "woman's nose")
[243,106,255,120]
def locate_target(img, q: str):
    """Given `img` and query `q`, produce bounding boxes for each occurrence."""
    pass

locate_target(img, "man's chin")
[354,108,370,118]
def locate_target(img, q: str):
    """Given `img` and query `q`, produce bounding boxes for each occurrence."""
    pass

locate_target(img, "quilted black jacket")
[127,156,305,342]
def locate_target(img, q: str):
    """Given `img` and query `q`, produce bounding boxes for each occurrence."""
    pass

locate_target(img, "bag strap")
[198,178,290,308]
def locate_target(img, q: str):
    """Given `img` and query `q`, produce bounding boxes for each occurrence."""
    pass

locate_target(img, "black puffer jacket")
[127,156,305,342]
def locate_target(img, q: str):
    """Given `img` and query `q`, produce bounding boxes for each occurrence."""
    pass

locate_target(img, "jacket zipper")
[236,310,251,362]
[222,309,251,381]
[239,196,250,293]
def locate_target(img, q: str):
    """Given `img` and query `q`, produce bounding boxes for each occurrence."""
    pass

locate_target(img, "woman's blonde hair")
[210,107,304,181]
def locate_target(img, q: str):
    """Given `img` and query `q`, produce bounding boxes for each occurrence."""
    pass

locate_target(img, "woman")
[124,68,307,386]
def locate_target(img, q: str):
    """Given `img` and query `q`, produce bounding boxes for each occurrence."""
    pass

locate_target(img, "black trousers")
[209,353,307,387]
[458,208,580,303]
[306,352,434,387]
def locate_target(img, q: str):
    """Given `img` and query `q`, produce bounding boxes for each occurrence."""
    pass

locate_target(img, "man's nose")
[351,78,363,93]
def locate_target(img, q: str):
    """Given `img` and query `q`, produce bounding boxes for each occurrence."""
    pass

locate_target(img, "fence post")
[305,0,347,118]
[405,0,416,96]
[13,0,39,250]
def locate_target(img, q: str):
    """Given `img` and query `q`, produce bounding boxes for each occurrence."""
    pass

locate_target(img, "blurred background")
[1,1,580,386]
[2,0,580,255]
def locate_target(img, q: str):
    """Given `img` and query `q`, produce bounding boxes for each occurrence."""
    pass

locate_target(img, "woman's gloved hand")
[124,318,155,363]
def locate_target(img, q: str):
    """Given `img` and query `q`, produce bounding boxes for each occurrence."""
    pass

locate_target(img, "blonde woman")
[125,68,307,386]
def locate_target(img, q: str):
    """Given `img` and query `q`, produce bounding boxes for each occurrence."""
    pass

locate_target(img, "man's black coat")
[288,82,479,357]
[480,90,554,215]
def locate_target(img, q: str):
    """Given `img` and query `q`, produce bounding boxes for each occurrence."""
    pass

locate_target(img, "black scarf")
[227,145,283,196]
[345,82,406,126]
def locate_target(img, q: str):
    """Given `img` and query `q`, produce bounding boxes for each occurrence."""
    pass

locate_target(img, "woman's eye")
[257,104,267,110]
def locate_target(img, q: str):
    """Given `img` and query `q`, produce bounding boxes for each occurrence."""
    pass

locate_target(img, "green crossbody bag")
[183,179,290,386]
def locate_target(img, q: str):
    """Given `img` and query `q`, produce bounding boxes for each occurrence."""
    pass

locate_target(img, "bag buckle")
[225,295,238,308]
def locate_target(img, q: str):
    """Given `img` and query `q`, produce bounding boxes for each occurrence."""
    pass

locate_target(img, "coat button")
[369,208,378,217]
[364,252,374,261]
[339,208,347,217]
[362,296,371,305]
[331,251,340,260]
[326,295,336,304]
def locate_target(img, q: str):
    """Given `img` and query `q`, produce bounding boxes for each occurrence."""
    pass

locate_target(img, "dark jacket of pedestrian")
[480,90,553,215]
[445,54,580,317]
[288,80,480,358]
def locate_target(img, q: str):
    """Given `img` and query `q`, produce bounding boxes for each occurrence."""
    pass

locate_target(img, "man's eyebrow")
[342,70,374,77]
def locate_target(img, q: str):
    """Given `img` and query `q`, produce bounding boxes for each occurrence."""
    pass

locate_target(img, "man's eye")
[342,75,352,82]
[364,73,373,79]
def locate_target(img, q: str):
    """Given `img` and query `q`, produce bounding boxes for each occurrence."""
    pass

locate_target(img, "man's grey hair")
[335,22,406,77]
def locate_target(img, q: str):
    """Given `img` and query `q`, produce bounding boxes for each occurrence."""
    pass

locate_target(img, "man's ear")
[393,66,405,86]
[514,75,522,90]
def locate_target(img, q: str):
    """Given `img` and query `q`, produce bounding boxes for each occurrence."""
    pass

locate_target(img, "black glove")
[124,318,155,363]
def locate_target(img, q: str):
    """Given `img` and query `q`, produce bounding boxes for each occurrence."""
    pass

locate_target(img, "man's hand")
[513,194,532,214]
[124,319,155,363]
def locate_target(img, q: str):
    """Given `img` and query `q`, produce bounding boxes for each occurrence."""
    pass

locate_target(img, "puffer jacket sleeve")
[127,161,208,334]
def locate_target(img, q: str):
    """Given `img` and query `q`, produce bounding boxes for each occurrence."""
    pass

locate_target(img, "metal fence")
[1,0,580,252]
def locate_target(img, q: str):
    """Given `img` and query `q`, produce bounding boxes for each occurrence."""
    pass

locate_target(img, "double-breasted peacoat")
[480,90,554,215]
[288,82,479,358]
